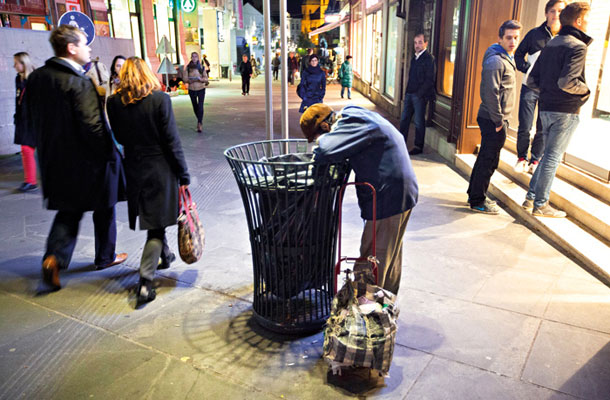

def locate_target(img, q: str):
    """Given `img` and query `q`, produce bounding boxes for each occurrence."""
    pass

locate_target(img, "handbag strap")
[179,186,196,232]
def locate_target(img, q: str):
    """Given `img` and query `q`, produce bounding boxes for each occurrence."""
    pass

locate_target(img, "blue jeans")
[399,93,426,149]
[341,86,351,98]
[526,112,580,208]
[517,85,545,162]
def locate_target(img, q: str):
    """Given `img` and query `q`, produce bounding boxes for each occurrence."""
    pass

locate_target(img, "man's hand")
[495,125,503,132]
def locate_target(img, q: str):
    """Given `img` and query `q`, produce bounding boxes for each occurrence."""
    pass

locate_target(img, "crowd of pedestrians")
[9,0,593,306]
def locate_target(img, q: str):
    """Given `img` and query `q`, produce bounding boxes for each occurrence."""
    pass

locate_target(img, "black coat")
[25,57,125,211]
[298,65,326,112]
[405,50,436,101]
[239,61,252,77]
[14,75,35,147]
[107,91,190,231]
[514,21,553,74]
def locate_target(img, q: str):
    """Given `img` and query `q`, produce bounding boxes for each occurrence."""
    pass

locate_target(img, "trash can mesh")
[225,139,350,333]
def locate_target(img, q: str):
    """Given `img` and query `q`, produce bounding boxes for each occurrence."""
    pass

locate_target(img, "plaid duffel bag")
[323,274,399,376]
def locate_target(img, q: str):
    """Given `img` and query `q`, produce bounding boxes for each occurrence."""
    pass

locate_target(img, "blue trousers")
[399,93,426,149]
[516,85,545,162]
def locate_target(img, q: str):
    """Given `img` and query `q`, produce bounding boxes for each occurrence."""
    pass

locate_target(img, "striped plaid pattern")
[323,275,399,374]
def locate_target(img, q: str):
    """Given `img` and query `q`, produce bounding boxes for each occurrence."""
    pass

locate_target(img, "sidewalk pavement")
[0,78,609,400]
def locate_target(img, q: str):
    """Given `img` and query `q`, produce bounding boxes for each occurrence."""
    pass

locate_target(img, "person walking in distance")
[467,20,521,215]
[25,25,127,290]
[300,104,418,295]
[338,55,353,99]
[12,52,37,192]
[287,52,298,86]
[399,33,436,156]
[107,57,190,305]
[298,54,326,113]
[522,2,592,218]
[272,53,280,81]
[239,54,253,96]
[514,0,566,174]
[184,52,209,133]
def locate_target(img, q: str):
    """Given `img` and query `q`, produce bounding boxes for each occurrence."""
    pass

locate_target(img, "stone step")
[456,153,610,288]
[496,148,610,244]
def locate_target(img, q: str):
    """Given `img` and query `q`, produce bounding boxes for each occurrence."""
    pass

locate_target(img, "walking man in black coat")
[399,33,436,155]
[26,25,127,290]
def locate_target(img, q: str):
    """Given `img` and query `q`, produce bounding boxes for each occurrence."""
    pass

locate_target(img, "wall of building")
[0,27,133,154]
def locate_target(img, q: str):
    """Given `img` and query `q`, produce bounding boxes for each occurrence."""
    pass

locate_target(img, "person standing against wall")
[12,52,37,193]
[513,0,566,174]
[467,20,522,215]
[398,33,436,156]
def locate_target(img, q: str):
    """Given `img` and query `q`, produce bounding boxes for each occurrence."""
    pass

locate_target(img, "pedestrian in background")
[399,33,436,156]
[107,57,190,306]
[287,52,298,85]
[272,53,280,80]
[184,52,209,133]
[300,48,313,76]
[300,104,418,295]
[522,2,591,218]
[202,54,211,75]
[13,52,37,192]
[84,57,110,103]
[513,0,566,174]
[251,56,259,78]
[467,20,521,215]
[109,55,125,94]
[239,54,253,96]
[298,54,326,113]
[338,55,353,100]
[26,25,127,290]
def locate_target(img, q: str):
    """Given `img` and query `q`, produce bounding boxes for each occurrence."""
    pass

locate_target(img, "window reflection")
[437,0,460,97]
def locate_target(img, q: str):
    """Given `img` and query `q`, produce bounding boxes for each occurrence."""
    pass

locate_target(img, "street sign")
[157,57,174,75]
[181,0,196,13]
[58,11,95,45]
[156,35,175,55]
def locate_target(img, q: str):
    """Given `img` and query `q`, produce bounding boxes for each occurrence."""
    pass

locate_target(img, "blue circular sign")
[58,11,96,45]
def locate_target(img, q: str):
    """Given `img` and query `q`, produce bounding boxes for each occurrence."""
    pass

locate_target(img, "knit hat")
[300,103,333,143]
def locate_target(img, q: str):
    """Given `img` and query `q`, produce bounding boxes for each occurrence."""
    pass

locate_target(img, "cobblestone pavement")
[0,78,608,400]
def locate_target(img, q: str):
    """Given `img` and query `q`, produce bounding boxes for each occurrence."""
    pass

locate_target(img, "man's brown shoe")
[42,255,61,290]
[95,253,128,270]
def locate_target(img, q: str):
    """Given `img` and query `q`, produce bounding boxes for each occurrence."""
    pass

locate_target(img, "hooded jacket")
[313,105,418,220]
[477,43,517,128]
[526,25,592,114]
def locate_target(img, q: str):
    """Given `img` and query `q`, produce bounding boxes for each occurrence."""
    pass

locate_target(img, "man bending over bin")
[300,104,419,295]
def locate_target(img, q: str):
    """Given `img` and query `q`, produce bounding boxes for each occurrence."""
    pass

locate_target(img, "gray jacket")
[477,44,517,128]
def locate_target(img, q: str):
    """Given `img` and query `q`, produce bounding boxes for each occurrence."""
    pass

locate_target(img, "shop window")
[352,2,362,75]
[437,0,460,97]
[108,0,132,39]
[363,12,373,82]
[371,9,382,89]
[384,3,398,98]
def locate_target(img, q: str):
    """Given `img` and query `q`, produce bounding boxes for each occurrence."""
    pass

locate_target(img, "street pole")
[279,0,289,149]
[262,0,273,141]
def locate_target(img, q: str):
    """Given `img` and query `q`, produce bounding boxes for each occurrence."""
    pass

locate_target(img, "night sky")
[244,0,304,17]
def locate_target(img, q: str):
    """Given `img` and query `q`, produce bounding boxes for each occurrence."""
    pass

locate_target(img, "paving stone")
[521,321,610,400]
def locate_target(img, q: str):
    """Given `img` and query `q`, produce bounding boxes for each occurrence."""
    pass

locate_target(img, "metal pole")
[263,0,273,141]
[279,0,289,148]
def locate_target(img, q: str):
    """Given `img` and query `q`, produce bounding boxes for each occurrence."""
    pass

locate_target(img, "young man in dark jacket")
[523,2,591,218]
[513,0,566,174]
[25,25,127,290]
[399,33,436,155]
[300,104,418,295]
[239,54,253,95]
[467,20,521,214]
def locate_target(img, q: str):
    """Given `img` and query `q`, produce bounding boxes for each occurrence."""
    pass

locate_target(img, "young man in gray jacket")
[467,20,522,214]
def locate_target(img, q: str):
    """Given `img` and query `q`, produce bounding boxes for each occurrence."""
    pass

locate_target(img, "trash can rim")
[224,139,316,166]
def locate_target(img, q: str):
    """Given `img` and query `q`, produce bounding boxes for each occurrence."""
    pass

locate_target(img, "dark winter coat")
[107,91,190,231]
[25,57,125,211]
[239,60,253,77]
[313,105,418,220]
[298,65,326,112]
[477,44,517,128]
[527,25,592,114]
[14,75,35,147]
[514,21,553,74]
[288,56,299,71]
[405,50,436,101]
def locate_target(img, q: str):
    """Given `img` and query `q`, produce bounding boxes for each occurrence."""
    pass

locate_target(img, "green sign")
[181,0,196,13]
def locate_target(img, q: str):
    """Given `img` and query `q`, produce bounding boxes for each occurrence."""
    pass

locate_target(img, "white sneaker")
[514,159,528,174]
[528,162,539,174]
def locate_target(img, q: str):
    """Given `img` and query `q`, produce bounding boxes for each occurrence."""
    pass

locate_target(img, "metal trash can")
[225,139,351,334]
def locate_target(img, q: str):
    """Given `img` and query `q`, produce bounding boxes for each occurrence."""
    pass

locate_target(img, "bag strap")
[18,86,26,106]
[179,186,196,232]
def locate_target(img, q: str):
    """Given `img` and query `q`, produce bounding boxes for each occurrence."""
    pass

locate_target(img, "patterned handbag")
[177,187,205,264]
